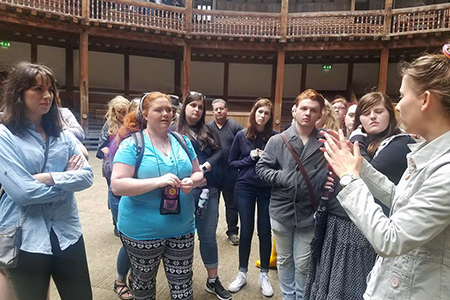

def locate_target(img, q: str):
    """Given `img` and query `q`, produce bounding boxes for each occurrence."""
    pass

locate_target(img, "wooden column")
[271,61,277,101]
[223,62,229,101]
[350,0,356,11]
[174,53,182,97]
[82,0,89,18]
[378,47,389,94]
[280,0,289,41]
[383,0,393,35]
[31,39,37,63]
[79,30,89,129]
[124,52,130,96]
[185,0,193,37]
[300,63,307,92]
[65,40,74,108]
[274,49,285,131]
[347,62,353,94]
[182,44,191,100]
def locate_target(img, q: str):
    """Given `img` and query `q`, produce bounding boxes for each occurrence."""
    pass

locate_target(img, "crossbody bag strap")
[20,136,51,227]
[280,133,318,211]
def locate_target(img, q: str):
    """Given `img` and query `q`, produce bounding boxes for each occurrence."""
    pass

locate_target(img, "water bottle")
[196,188,209,218]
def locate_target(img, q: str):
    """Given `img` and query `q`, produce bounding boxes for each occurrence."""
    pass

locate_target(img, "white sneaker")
[259,272,274,297]
[228,271,247,293]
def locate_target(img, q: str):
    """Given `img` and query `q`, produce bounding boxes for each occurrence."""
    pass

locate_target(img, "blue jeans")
[194,186,219,269]
[235,187,272,273]
[271,218,314,300]
[108,190,131,280]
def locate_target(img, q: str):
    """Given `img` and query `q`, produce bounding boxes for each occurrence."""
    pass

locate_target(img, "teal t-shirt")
[113,131,197,240]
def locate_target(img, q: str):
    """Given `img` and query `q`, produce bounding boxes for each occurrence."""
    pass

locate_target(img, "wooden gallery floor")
[50,152,282,300]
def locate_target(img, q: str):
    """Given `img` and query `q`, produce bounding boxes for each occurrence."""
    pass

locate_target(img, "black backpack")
[130,131,191,178]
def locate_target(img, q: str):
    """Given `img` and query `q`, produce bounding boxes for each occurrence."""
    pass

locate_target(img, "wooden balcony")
[0,0,449,41]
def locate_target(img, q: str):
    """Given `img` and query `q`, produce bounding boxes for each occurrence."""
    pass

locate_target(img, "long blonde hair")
[322,100,340,131]
[105,96,130,136]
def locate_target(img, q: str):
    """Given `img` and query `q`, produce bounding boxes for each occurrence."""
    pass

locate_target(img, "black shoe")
[205,277,232,300]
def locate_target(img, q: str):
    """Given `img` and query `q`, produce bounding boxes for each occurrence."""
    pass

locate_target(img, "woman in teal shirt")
[111,92,203,300]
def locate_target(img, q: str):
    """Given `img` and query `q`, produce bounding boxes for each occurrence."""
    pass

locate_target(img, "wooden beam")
[350,0,356,11]
[124,52,130,96]
[271,61,277,102]
[280,0,289,42]
[185,0,193,37]
[81,0,89,18]
[347,62,353,94]
[65,39,74,108]
[223,62,229,101]
[274,49,285,131]
[300,63,307,92]
[79,30,89,129]
[182,44,191,100]
[383,0,393,35]
[378,47,389,94]
[31,38,37,63]
[174,52,182,97]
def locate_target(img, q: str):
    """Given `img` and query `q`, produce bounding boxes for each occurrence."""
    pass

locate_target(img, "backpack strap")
[131,131,145,179]
[170,131,193,161]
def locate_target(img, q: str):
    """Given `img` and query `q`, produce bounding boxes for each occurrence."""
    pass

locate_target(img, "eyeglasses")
[189,91,206,100]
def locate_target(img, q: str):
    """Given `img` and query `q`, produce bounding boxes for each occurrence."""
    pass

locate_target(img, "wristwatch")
[339,174,359,188]
[201,165,208,173]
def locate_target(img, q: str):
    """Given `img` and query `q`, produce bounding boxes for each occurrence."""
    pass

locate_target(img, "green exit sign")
[0,41,11,47]
[322,64,332,71]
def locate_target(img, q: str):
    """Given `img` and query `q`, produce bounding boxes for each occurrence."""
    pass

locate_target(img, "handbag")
[0,137,50,268]
[280,133,329,259]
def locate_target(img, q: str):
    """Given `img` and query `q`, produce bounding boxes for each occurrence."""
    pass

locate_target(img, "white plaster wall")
[306,63,347,91]
[37,45,66,86]
[0,42,31,72]
[130,56,174,93]
[191,61,223,96]
[352,63,379,95]
[387,62,402,97]
[229,63,272,97]
[73,51,124,89]
[284,64,302,98]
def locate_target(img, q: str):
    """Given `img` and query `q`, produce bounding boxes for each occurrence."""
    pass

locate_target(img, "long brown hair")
[1,61,63,137]
[177,91,218,150]
[353,92,400,156]
[246,98,274,141]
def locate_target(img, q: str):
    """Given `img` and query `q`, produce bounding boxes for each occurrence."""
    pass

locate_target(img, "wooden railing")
[1,0,450,40]
[391,3,450,35]
[288,10,384,37]
[192,9,280,38]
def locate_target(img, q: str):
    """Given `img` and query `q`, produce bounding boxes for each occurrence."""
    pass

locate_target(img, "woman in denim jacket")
[322,48,450,299]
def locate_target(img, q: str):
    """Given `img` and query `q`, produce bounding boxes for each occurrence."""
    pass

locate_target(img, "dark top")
[207,118,243,183]
[326,134,415,218]
[228,129,276,190]
[185,127,223,188]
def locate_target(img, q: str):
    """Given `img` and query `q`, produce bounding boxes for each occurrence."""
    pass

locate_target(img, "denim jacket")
[0,124,94,254]
[338,130,450,300]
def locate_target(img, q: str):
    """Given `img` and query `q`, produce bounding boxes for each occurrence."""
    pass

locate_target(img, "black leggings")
[5,230,92,300]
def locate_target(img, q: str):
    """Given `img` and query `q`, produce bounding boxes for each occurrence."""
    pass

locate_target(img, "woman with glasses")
[321,47,450,299]
[111,92,203,300]
[177,92,232,300]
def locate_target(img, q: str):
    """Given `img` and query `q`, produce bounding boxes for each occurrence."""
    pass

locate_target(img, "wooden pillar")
[350,0,356,11]
[124,52,130,96]
[383,0,393,35]
[378,47,389,94]
[31,40,37,63]
[347,62,353,94]
[274,49,285,131]
[300,63,307,92]
[271,61,277,101]
[280,0,288,41]
[185,0,193,37]
[174,53,182,97]
[82,0,89,18]
[182,44,191,100]
[223,62,229,101]
[65,40,74,108]
[79,30,89,130]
